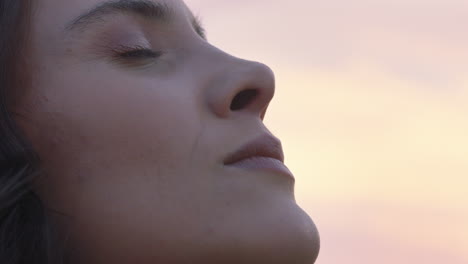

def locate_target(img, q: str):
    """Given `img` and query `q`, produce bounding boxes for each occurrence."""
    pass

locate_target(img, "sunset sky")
[186,0,468,263]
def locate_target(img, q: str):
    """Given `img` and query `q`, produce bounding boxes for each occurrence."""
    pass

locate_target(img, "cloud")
[187,0,468,86]
[302,200,468,264]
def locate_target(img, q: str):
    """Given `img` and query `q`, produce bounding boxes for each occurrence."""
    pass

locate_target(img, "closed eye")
[110,44,164,60]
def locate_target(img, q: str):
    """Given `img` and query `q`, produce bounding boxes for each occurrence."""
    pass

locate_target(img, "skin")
[13,0,320,263]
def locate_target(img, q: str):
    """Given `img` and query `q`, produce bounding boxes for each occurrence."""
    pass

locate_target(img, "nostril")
[230,89,258,111]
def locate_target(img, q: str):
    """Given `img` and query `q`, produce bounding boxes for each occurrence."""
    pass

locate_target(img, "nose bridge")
[203,47,276,120]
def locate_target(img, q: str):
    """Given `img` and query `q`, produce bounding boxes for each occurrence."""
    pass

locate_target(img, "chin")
[183,201,320,264]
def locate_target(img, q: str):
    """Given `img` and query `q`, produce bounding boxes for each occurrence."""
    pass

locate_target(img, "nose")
[206,56,276,121]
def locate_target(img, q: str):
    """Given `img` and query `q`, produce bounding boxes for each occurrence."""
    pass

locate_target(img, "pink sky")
[186,1,468,263]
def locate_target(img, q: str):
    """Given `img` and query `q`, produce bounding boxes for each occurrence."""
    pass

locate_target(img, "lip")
[223,134,294,179]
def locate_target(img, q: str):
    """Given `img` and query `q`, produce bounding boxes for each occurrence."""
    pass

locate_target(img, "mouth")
[223,134,294,179]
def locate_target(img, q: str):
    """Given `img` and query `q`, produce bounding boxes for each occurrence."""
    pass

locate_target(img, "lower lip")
[225,156,294,179]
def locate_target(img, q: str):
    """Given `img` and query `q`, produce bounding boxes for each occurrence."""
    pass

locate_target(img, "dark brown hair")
[1,1,64,263]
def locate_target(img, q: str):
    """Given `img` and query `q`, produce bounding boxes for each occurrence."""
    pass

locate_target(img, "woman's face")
[15,0,319,263]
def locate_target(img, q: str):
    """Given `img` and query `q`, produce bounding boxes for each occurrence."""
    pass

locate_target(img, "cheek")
[32,67,199,162]
[19,63,217,263]
[21,66,203,209]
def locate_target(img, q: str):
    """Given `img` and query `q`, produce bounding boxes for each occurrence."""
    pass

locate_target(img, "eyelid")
[103,44,166,71]
[79,23,169,68]
[109,44,163,59]
[92,25,153,55]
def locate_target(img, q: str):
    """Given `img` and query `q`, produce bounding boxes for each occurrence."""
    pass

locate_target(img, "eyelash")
[110,44,163,60]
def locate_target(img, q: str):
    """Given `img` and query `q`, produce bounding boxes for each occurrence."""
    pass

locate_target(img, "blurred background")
[186,0,468,263]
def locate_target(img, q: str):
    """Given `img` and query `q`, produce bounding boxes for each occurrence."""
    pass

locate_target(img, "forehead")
[31,0,191,40]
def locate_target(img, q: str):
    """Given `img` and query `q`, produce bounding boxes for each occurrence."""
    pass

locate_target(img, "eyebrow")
[63,0,206,40]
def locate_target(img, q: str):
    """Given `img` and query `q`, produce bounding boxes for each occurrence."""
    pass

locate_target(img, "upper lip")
[223,134,285,165]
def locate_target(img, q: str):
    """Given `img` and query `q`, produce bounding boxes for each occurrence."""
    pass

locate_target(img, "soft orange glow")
[187,1,468,263]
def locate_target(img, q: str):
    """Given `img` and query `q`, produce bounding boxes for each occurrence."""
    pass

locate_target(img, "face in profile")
[14,0,320,263]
